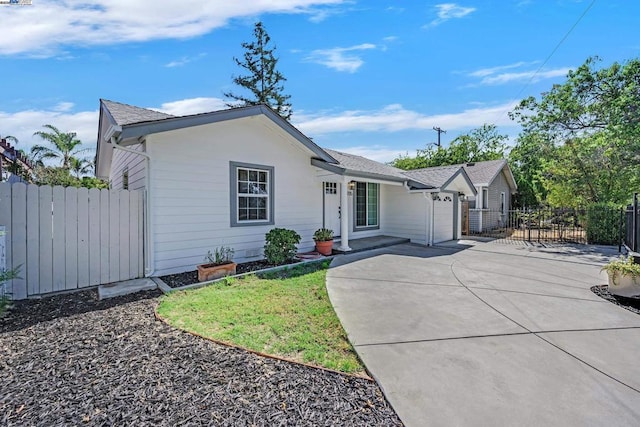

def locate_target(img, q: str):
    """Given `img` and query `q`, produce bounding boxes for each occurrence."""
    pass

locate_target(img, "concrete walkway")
[327,241,640,426]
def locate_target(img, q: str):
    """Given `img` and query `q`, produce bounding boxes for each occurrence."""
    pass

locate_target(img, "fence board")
[88,188,101,285]
[10,184,27,299]
[77,188,89,288]
[52,186,66,292]
[0,183,12,297]
[109,190,120,283]
[99,190,110,285]
[65,187,78,290]
[26,185,39,296]
[38,186,53,294]
[119,191,130,280]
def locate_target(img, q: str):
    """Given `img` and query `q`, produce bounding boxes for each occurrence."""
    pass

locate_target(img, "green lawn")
[156,262,364,374]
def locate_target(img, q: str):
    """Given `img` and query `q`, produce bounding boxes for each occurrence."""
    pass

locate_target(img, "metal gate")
[462,206,622,245]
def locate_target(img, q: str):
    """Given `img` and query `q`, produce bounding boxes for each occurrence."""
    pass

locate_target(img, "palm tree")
[69,157,93,178]
[0,134,18,144]
[32,124,89,169]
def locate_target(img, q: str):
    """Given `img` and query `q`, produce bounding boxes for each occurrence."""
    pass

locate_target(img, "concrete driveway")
[327,240,640,426]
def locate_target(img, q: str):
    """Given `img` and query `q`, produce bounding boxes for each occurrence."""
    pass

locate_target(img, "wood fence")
[0,182,144,299]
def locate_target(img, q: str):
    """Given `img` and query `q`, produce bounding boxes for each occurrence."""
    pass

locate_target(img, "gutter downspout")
[110,136,155,277]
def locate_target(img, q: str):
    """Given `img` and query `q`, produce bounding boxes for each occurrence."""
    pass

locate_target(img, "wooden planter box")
[607,271,640,298]
[197,262,237,282]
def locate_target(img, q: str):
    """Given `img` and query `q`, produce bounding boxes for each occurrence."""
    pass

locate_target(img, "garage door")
[433,195,454,243]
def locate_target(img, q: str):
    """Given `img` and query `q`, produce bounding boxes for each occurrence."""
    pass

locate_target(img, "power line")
[493,0,597,125]
[513,0,597,101]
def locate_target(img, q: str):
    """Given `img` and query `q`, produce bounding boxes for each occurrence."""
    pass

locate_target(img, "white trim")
[111,139,154,277]
[338,177,351,251]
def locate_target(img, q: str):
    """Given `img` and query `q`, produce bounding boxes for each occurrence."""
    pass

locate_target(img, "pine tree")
[224,22,292,120]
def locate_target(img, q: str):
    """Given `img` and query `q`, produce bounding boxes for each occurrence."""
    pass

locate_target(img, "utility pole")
[433,126,446,147]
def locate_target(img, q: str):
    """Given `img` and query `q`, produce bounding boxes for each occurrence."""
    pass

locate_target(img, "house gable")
[96,101,336,179]
[462,159,517,192]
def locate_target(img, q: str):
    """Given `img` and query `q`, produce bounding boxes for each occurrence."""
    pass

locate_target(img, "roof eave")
[95,100,119,179]
[116,104,337,163]
[311,158,429,188]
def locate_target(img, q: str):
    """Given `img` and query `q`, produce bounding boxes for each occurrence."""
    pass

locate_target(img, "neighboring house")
[461,160,517,233]
[0,138,33,183]
[96,100,476,277]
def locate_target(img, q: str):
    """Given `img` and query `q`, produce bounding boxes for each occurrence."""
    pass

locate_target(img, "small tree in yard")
[264,228,301,265]
[224,21,292,120]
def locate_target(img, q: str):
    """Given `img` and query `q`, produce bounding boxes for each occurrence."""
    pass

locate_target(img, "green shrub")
[204,246,235,265]
[313,228,334,242]
[264,228,301,265]
[586,203,620,245]
[601,256,640,284]
[0,266,21,314]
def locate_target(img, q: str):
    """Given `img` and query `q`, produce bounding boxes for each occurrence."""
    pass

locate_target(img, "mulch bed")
[591,285,640,315]
[0,290,402,426]
[160,259,303,289]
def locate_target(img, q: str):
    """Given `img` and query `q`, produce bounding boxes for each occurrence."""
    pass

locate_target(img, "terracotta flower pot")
[197,262,237,282]
[315,240,334,256]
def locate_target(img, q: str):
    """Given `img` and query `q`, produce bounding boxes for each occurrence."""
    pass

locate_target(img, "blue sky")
[1,0,638,163]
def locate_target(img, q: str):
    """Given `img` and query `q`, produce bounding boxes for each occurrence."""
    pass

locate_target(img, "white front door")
[324,182,341,237]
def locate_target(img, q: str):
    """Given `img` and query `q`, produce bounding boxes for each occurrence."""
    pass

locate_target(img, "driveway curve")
[327,241,640,426]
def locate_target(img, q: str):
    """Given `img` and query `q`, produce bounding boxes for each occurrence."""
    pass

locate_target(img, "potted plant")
[313,228,334,256]
[197,246,237,282]
[601,256,640,298]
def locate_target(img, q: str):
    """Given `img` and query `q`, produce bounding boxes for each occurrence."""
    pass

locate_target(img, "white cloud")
[52,102,75,112]
[154,97,228,115]
[0,107,98,156]
[305,43,377,73]
[466,62,571,86]
[480,68,571,85]
[0,0,345,56]
[426,3,476,27]
[165,53,206,68]
[294,101,518,135]
[468,61,537,78]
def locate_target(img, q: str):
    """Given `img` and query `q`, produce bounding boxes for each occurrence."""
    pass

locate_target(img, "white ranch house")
[96,100,477,277]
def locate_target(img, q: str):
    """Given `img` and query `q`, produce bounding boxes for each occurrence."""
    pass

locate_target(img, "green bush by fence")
[585,204,620,245]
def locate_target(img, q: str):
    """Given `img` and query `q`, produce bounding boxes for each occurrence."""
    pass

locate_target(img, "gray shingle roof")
[459,159,507,186]
[320,148,472,189]
[101,99,174,126]
[402,165,464,188]
[322,149,410,181]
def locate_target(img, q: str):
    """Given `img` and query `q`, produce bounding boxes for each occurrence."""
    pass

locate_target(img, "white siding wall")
[383,186,428,245]
[146,116,323,275]
[488,170,512,212]
[483,171,512,230]
[109,143,146,190]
